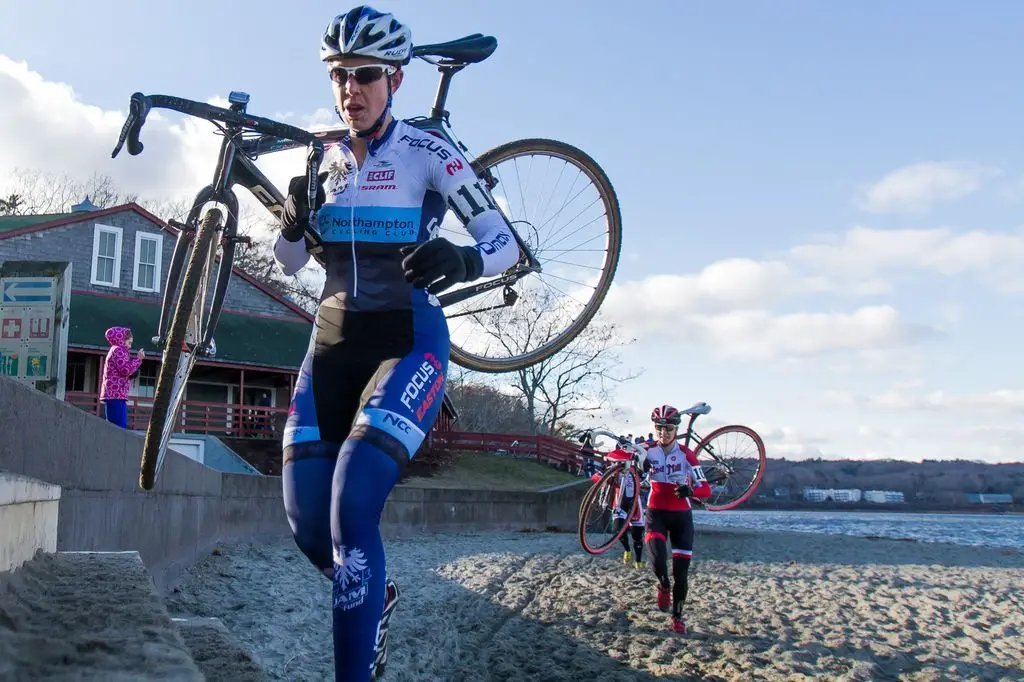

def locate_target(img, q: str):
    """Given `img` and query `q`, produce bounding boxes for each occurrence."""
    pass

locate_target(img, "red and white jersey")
[644,442,712,511]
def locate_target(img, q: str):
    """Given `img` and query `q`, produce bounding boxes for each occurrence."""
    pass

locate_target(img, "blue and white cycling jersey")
[275,119,517,312]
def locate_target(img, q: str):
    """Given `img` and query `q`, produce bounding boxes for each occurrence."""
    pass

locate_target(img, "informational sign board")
[0,261,72,399]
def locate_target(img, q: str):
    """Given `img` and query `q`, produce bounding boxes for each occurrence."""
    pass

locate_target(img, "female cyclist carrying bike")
[643,404,711,634]
[273,7,519,680]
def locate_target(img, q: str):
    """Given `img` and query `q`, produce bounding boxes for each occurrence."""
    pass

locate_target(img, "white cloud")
[600,220,1024,362]
[0,55,323,235]
[606,302,932,362]
[826,348,930,375]
[823,384,1024,413]
[856,161,1001,214]
[687,305,932,361]
[601,258,807,320]
[737,423,834,459]
[788,225,1024,289]
[856,424,907,439]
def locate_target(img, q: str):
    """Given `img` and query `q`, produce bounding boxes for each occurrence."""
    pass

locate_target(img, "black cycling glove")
[675,483,693,499]
[400,239,484,294]
[280,172,327,242]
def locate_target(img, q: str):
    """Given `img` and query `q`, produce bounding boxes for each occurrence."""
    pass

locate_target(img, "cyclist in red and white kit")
[642,404,711,634]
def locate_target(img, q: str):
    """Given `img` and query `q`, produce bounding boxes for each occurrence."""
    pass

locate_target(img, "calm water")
[694,509,1024,550]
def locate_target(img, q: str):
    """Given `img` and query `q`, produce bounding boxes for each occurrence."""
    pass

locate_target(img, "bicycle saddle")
[681,402,711,415]
[412,34,498,64]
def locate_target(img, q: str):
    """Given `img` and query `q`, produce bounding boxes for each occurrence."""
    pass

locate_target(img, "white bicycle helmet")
[321,6,413,64]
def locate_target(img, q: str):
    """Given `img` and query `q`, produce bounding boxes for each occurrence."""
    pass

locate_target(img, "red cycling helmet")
[651,404,681,426]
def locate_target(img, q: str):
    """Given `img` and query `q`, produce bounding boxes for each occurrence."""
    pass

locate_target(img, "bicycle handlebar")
[579,428,647,463]
[111,92,326,234]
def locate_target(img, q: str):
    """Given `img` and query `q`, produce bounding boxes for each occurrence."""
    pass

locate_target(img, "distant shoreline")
[719,501,1024,515]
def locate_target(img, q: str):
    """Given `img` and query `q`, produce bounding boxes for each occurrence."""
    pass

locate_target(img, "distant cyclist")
[642,405,711,634]
[590,446,646,568]
[273,6,519,680]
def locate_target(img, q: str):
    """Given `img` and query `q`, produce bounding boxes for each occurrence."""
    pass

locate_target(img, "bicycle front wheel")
[578,463,640,555]
[441,138,622,373]
[139,208,222,490]
[692,425,767,511]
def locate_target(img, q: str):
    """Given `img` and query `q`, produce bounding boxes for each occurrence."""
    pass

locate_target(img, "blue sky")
[3,2,1024,462]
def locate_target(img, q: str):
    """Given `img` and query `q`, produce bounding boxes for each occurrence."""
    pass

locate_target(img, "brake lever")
[300,141,326,255]
[111,92,151,158]
[305,141,325,230]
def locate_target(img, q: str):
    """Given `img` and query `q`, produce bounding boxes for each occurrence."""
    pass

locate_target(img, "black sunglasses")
[329,64,396,86]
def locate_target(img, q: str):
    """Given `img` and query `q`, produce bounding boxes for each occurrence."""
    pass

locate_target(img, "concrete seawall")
[0,377,587,589]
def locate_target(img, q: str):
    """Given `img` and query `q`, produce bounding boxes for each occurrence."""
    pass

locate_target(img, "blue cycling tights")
[281,306,449,681]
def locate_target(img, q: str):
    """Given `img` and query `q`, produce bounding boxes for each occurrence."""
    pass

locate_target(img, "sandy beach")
[165,527,1024,682]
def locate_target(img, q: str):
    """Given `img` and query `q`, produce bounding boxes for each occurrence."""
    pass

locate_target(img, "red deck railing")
[65,391,287,439]
[424,430,605,471]
[64,394,604,468]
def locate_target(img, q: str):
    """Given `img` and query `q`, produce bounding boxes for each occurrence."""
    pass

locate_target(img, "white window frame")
[90,223,123,288]
[132,231,163,293]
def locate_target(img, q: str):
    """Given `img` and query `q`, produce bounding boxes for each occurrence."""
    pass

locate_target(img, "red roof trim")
[2,202,315,323]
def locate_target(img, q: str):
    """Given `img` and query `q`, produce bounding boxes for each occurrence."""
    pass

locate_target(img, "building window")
[135,363,158,399]
[133,232,163,293]
[90,224,123,288]
[65,357,86,392]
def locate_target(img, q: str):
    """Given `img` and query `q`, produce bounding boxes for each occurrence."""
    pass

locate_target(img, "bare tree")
[456,288,640,434]
[137,196,193,224]
[445,365,538,433]
[528,319,639,434]
[0,168,138,213]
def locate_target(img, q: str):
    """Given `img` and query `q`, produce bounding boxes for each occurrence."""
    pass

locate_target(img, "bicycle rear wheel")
[692,424,767,511]
[578,463,640,555]
[138,208,222,490]
[441,139,622,373]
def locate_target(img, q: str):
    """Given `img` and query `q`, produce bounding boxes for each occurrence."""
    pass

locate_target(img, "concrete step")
[0,472,61,574]
[0,550,203,681]
[172,617,269,681]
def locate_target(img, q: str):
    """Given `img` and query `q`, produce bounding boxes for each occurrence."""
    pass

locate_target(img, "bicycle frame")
[112,47,546,355]
[672,412,733,491]
[676,412,704,450]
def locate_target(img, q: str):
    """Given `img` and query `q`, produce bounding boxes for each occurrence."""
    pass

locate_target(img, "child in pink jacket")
[100,326,145,428]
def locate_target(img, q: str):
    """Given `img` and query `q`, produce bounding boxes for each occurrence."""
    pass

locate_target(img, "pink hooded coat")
[100,327,143,401]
